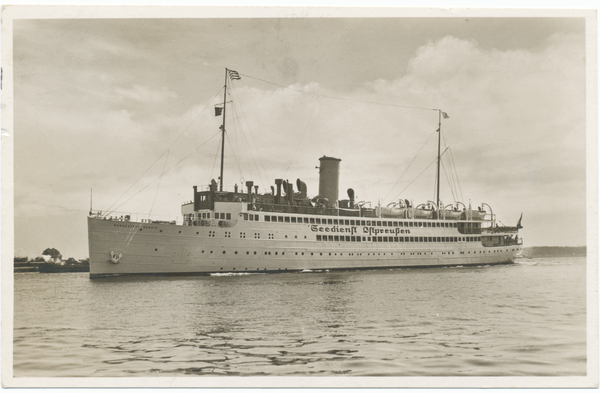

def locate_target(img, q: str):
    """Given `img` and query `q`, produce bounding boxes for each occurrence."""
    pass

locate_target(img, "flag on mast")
[228,69,241,80]
[214,105,223,116]
[442,111,449,119]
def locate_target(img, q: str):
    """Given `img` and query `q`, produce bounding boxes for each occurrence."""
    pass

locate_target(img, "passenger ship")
[87,69,523,278]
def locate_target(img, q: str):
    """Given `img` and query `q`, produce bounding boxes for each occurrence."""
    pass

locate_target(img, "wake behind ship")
[87,69,523,278]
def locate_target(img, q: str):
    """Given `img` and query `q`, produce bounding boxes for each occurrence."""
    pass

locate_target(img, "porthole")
[295,252,298,255]
[223,251,226,254]
[246,251,249,255]
[275,252,278,255]
[210,251,213,254]
[196,232,199,235]
[139,228,143,231]
[311,252,314,256]
[155,248,158,251]
[254,251,257,255]
[160,230,163,233]
[265,252,268,255]
[221,267,223,270]
[282,252,285,255]
[202,250,204,253]
[179,231,181,233]
[233,267,236,270]
[235,251,238,254]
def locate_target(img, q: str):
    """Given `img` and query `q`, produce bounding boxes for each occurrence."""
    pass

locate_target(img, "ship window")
[454,237,458,242]
[206,213,211,219]
[265,216,271,222]
[304,218,309,223]
[291,217,297,223]
[317,235,322,241]
[357,236,362,243]
[344,220,349,225]
[368,237,372,242]
[351,236,355,242]
[249,214,254,221]
[350,220,355,225]
[226,213,231,220]
[278,216,283,222]
[255,215,259,221]
[333,219,338,225]
[376,221,381,226]
[243,213,248,220]
[334,235,339,241]
[310,218,315,223]
[392,221,397,227]
[285,216,290,223]
[339,236,344,242]
[346,236,350,242]
[328,219,333,225]
[366,220,371,226]
[361,220,366,226]
[399,237,404,242]
[316,218,321,224]
[383,237,388,242]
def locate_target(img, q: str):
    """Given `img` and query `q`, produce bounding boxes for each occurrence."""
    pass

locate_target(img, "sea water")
[13,257,586,377]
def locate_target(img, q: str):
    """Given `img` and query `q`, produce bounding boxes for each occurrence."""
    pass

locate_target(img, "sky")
[7,10,590,259]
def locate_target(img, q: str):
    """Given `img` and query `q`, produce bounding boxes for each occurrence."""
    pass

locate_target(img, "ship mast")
[219,68,229,192]
[217,68,241,192]
[436,110,441,210]
[436,109,449,211]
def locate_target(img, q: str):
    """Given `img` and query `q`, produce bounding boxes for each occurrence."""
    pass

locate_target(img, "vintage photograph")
[2,5,597,388]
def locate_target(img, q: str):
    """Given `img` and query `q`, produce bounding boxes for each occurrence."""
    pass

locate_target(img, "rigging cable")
[384,127,437,203]
[448,148,464,203]
[109,130,222,214]
[104,87,225,216]
[228,81,272,190]
[284,95,320,177]
[149,149,169,218]
[240,73,439,113]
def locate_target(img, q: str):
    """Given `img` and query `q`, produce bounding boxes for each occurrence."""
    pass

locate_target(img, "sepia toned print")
[3,6,597,388]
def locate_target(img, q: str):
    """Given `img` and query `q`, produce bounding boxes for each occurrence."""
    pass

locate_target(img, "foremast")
[217,68,241,192]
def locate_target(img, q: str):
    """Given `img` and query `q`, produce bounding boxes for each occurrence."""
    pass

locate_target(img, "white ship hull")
[88,215,522,278]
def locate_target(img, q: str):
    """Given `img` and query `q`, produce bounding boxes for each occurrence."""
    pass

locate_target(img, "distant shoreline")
[521,246,586,259]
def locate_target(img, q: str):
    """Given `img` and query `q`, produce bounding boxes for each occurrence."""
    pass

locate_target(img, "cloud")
[114,85,178,103]
[13,23,587,259]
